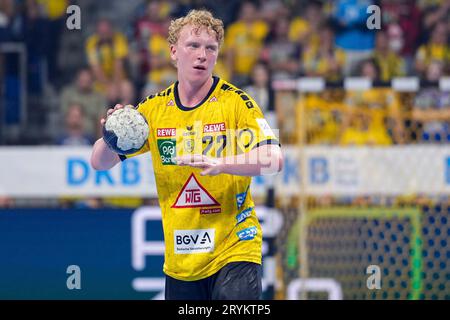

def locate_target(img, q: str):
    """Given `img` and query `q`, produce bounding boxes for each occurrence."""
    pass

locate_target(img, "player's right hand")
[100,104,125,126]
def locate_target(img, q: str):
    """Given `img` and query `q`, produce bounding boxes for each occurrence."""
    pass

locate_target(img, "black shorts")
[165,261,262,300]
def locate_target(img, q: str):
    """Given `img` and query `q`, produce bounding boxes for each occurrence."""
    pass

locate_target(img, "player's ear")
[170,44,177,61]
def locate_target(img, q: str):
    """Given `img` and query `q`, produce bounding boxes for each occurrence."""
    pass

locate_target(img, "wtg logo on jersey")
[236,207,253,224]
[172,173,220,208]
[174,229,215,254]
[236,226,257,241]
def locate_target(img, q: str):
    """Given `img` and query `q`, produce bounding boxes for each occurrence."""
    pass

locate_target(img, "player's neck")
[177,77,213,108]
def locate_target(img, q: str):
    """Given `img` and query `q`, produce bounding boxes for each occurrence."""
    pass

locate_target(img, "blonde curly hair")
[167,9,224,47]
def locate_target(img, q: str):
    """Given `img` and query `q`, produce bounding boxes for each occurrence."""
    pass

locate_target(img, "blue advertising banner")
[0,208,164,299]
[0,206,280,299]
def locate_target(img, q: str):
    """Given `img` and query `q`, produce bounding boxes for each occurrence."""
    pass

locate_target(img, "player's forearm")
[90,138,121,171]
[220,144,283,176]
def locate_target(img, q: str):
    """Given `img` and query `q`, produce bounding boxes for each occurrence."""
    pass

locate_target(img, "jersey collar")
[174,76,220,112]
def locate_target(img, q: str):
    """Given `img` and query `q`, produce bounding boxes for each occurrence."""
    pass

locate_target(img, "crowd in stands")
[0,0,449,207]
[0,0,449,145]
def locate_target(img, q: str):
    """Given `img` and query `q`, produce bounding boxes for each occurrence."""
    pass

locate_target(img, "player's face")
[171,25,219,84]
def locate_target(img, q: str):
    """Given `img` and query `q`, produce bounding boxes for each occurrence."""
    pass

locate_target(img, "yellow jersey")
[416,43,450,67]
[224,20,269,76]
[86,32,129,79]
[38,0,68,19]
[121,77,279,281]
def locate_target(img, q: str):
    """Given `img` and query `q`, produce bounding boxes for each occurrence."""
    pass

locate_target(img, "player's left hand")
[175,154,223,176]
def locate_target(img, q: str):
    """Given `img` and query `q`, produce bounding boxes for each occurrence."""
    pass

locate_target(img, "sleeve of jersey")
[235,95,280,153]
[118,102,151,162]
[85,37,99,66]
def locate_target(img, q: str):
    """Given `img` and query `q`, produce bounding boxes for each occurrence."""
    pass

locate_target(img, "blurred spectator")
[331,0,376,75]
[412,61,450,143]
[172,0,242,27]
[243,62,278,170]
[339,108,393,146]
[243,62,273,113]
[141,20,176,98]
[302,25,345,81]
[386,23,405,56]
[85,18,135,105]
[213,50,230,82]
[36,0,67,87]
[263,17,301,80]
[372,30,406,82]
[56,102,101,208]
[60,68,107,139]
[21,0,50,95]
[224,1,269,86]
[133,0,168,79]
[420,0,450,41]
[171,0,209,18]
[0,0,15,41]
[359,58,381,81]
[259,0,289,26]
[415,21,450,76]
[56,103,94,146]
[303,93,343,145]
[340,59,405,145]
[288,0,324,50]
[381,0,422,71]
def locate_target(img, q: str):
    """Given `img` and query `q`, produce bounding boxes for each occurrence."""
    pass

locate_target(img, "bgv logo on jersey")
[174,229,215,254]
[236,226,257,241]
[172,173,220,208]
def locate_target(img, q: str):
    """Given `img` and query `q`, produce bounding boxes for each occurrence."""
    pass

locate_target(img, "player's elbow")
[90,154,103,171]
[275,148,284,173]
[271,146,283,174]
[90,139,119,171]
[90,150,109,171]
[259,144,283,176]
[90,153,118,171]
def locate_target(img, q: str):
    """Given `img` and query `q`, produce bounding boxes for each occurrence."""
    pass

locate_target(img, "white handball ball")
[102,106,149,155]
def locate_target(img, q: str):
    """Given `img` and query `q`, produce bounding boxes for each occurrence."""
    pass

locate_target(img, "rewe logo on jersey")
[172,173,220,208]
[157,128,176,137]
[203,122,226,133]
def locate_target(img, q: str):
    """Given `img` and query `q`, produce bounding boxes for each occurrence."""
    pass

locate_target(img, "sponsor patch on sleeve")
[236,226,257,241]
[236,207,253,224]
[256,118,275,137]
[236,186,249,210]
